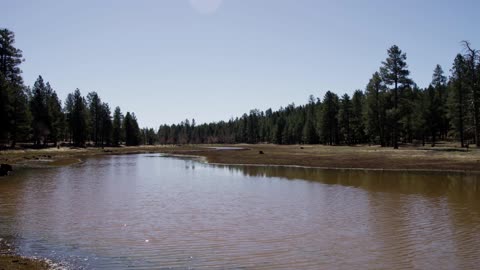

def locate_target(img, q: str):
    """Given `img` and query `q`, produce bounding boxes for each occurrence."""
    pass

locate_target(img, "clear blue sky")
[3,0,479,128]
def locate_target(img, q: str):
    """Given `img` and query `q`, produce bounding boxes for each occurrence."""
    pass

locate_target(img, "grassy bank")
[1,143,479,173]
[176,144,480,172]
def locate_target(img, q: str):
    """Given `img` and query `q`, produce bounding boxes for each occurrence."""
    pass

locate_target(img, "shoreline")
[0,255,53,270]
[0,239,54,270]
[1,144,480,174]
[205,161,480,174]
[166,151,480,174]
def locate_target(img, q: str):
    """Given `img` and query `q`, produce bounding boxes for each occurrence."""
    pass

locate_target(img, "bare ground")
[0,240,52,270]
[1,143,479,173]
[0,256,52,270]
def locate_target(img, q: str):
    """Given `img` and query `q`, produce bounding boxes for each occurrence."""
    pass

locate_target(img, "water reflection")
[0,155,479,269]
[219,164,480,197]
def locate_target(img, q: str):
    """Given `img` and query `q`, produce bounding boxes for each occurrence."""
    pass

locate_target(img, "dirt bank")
[0,144,479,173]
[0,239,52,270]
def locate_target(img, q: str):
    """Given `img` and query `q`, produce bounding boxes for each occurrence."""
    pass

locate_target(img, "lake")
[1,154,479,269]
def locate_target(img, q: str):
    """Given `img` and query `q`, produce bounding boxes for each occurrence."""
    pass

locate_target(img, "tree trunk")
[474,96,480,146]
[459,87,465,148]
[464,42,480,147]
[393,80,399,149]
[431,131,436,147]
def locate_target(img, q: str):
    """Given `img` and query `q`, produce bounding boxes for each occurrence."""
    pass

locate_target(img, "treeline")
[3,28,480,149]
[158,44,480,148]
[0,28,142,147]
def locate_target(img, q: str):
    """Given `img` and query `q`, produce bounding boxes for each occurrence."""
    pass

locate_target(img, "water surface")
[0,154,479,269]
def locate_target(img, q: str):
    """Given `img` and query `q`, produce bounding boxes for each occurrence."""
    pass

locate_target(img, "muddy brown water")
[0,154,479,269]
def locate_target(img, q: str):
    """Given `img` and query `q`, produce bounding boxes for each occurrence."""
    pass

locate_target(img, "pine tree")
[272,115,285,144]
[100,102,113,146]
[351,90,365,144]
[448,54,469,147]
[247,110,260,143]
[64,93,74,143]
[87,92,102,145]
[412,86,428,146]
[9,85,31,147]
[124,112,141,146]
[424,85,441,146]
[462,41,480,146]
[432,65,449,139]
[46,84,64,146]
[67,89,89,146]
[0,75,10,142]
[339,94,352,144]
[320,91,339,145]
[0,29,23,84]
[0,28,24,144]
[30,76,49,145]
[380,45,412,149]
[143,128,157,145]
[364,72,387,146]
[302,96,319,144]
[112,106,123,146]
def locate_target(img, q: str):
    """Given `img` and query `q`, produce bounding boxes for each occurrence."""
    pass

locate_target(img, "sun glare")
[189,0,223,14]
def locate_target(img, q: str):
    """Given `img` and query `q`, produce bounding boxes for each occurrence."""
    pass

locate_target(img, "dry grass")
[175,144,480,172]
[0,144,479,172]
[0,145,198,167]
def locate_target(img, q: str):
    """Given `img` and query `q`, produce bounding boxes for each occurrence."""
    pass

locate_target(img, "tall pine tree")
[380,45,411,149]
